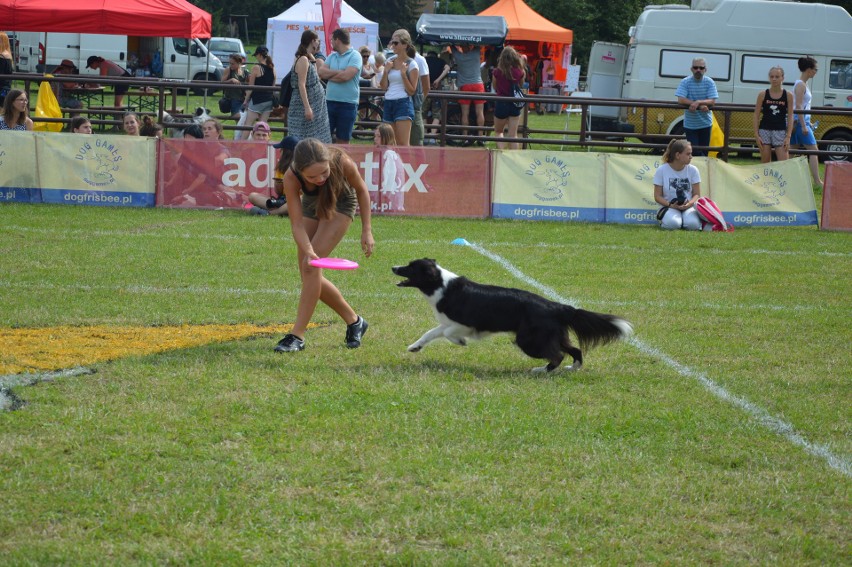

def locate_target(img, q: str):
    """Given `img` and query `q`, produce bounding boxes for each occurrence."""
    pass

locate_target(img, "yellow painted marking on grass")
[0,324,303,375]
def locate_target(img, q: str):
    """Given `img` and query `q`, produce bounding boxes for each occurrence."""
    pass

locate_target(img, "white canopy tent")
[266,0,379,68]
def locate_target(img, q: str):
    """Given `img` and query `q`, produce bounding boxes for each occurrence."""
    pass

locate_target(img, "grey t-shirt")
[453,49,483,87]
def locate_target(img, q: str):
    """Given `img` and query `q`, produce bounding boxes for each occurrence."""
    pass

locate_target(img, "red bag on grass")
[696,197,734,232]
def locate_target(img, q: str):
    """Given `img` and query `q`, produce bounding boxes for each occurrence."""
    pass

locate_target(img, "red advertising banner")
[345,145,492,218]
[156,140,492,217]
[157,139,274,209]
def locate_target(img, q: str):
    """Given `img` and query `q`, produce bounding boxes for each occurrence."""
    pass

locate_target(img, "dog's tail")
[560,306,633,350]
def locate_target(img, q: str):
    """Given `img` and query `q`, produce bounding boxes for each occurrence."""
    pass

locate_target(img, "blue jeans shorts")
[327,100,358,141]
[791,121,817,146]
[494,100,522,119]
[383,97,414,123]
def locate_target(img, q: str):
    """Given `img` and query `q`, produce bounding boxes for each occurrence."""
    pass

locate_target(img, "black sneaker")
[345,316,368,349]
[274,333,305,353]
[266,197,287,210]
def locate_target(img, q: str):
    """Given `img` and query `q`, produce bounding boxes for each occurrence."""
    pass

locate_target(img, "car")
[206,37,246,62]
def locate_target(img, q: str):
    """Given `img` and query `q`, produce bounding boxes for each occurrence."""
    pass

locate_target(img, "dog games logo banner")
[0,132,39,203]
[37,133,156,206]
[708,157,817,226]
[604,154,711,224]
[492,151,605,221]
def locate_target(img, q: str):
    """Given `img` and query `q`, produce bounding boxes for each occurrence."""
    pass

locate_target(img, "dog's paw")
[531,365,553,374]
[407,344,422,352]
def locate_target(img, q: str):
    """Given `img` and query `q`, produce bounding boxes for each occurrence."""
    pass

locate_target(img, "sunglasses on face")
[390,40,403,46]
[692,66,705,70]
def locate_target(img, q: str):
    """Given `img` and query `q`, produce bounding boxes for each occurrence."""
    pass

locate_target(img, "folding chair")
[562,91,593,150]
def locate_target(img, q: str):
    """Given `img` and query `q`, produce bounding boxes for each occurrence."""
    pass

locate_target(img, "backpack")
[695,197,734,232]
[279,68,293,109]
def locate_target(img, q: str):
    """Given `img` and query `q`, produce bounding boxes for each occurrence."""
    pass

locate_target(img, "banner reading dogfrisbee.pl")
[36,133,156,207]
[604,154,711,224]
[492,151,605,221]
[0,132,40,203]
[708,157,817,226]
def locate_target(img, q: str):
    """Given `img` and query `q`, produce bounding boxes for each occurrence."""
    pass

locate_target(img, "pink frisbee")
[309,257,359,270]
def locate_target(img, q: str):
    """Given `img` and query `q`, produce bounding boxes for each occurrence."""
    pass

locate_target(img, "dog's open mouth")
[391,266,413,287]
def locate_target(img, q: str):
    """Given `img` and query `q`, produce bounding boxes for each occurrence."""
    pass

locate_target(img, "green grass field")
[1,204,850,564]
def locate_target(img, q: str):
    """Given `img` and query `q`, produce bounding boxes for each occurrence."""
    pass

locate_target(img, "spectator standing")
[491,46,526,150]
[242,46,276,137]
[753,66,793,164]
[371,52,386,89]
[0,32,14,105]
[51,59,83,115]
[424,50,450,144]
[790,56,823,188]
[273,138,374,353]
[288,31,331,144]
[454,44,486,145]
[86,56,132,108]
[653,139,703,231]
[675,57,718,156]
[409,48,430,146]
[222,54,248,122]
[318,28,362,144]
[379,29,418,146]
[359,47,377,84]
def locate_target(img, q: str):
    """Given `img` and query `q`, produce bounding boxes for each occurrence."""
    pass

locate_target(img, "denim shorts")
[248,99,274,114]
[228,98,242,115]
[327,100,358,141]
[790,121,817,146]
[383,97,414,123]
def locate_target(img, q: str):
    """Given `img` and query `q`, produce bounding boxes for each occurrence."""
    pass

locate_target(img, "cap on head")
[273,135,300,150]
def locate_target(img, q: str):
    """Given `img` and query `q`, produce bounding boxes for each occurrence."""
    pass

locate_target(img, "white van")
[14,32,223,86]
[587,0,852,160]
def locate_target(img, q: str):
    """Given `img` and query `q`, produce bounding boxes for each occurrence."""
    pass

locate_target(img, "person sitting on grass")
[247,135,299,216]
[653,139,703,231]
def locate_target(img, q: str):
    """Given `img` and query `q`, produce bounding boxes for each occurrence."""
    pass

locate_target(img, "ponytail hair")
[662,138,691,163]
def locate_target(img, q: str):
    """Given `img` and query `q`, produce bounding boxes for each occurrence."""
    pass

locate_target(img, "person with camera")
[653,139,703,230]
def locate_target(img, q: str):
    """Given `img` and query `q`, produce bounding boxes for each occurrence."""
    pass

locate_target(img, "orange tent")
[478,0,573,88]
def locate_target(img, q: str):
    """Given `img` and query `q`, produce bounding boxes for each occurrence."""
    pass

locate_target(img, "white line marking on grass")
[0,367,95,411]
[463,240,851,478]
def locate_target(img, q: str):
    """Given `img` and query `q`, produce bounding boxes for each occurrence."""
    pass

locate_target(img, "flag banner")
[344,146,491,218]
[321,0,342,55]
[157,139,272,209]
[604,154,710,224]
[492,150,605,221]
[0,131,40,203]
[708,157,817,226]
[36,133,156,207]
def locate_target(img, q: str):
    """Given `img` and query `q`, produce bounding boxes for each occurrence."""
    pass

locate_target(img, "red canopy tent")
[478,0,572,89]
[0,0,211,37]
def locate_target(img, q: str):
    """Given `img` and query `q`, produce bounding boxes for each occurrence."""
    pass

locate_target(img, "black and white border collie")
[392,258,633,373]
